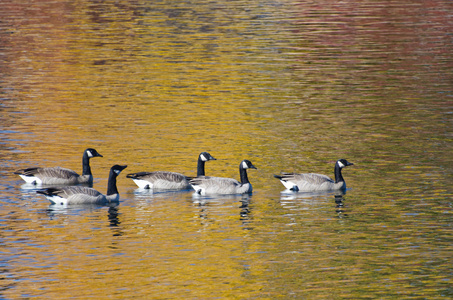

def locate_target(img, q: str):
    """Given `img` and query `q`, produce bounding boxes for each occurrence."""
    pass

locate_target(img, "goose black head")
[241,160,257,170]
[337,159,353,168]
[200,152,216,161]
[86,148,103,158]
[111,165,127,175]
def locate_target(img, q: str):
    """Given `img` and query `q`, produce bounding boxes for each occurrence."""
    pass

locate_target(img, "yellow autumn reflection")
[5,0,292,182]
[1,0,452,299]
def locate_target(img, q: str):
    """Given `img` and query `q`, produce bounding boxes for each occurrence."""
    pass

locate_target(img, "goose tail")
[274,174,299,191]
[126,173,140,179]
[36,188,59,196]
[37,188,67,205]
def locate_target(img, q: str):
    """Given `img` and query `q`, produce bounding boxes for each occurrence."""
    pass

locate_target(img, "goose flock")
[15,148,354,205]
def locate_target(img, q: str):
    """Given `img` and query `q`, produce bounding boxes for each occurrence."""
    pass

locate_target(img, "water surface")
[1,0,452,299]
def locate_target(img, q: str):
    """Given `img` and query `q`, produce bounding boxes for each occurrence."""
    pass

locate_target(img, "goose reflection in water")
[191,193,254,229]
[132,187,191,201]
[108,206,121,227]
[279,189,348,218]
[45,203,123,236]
[239,198,254,230]
[45,202,120,216]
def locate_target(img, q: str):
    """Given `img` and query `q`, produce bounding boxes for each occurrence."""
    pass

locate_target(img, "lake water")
[1,0,452,298]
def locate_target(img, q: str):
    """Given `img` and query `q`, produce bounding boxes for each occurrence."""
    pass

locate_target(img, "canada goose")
[274,159,354,192]
[36,165,127,205]
[126,152,216,190]
[189,159,257,195]
[14,148,103,185]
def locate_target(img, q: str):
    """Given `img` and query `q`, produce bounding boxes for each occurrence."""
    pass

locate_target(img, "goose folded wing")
[190,176,240,187]
[150,171,188,183]
[33,167,80,179]
[128,171,187,183]
[295,173,334,184]
[53,186,102,198]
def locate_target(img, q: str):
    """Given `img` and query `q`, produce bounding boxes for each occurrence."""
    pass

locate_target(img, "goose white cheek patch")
[87,151,94,158]
[337,161,345,168]
[200,154,207,161]
[242,161,248,169]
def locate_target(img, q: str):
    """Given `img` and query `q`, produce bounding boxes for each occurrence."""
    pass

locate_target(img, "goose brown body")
[189,160,256,195]
[127,152,216,190]
[274,159,354,192]
[15,148,103,185]
[37,165,127,205]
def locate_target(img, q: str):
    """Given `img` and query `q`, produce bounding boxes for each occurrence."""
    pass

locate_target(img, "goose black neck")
[239,166,250,185]
[106,170,119,196]
[82,152,92,176]
[197,157,206,176]
[334,163,344,184]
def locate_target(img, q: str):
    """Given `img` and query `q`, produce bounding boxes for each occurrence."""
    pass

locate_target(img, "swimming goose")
[274,159,354,192]
[126,152,216,190]
[14,148,103,185]
[36,165,127,205]
[189,159,257,195]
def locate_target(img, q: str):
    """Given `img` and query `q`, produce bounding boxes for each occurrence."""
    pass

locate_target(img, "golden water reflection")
[1,0,452,298]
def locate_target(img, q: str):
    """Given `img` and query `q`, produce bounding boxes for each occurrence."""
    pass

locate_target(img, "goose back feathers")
[189,160,257,195]
[127,171,190,190]
[274,159,353,192]
[15,148,103,185]
[127,152,216,190]
[37,165,127,205]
